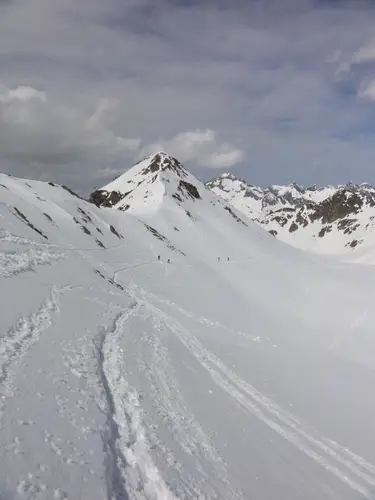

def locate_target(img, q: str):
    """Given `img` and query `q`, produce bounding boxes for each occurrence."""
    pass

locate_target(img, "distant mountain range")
[206,173,375,259]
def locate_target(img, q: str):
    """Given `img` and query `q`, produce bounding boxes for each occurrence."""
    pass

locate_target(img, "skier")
[218,257,221,262]
[167,258,171,264]
[158,255,161,261]
[227,257,230,261]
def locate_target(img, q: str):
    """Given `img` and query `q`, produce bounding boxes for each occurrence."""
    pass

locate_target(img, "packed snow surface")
[1,166,375,500]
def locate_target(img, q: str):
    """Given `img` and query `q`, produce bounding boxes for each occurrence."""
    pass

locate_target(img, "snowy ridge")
[1,163,375,498]
[207,173,375,260]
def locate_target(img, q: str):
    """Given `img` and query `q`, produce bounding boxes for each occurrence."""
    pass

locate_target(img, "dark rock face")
[62,185,83,199]
[143,223,186,255]
[346,238,363,248]
[337,218,360,235]
[177,181,201,200]
[141,153,188,177]
[172,193,183,202]
[296,211,309,228]
[95,239,105,248]
[272,214,290,227]
[318,225,332,238]
[311,190,367,224]
[89,189,126,208]
[109,225,123,239]
[13,207,48,239]
[224,206,247,226]
[81,225,91,235]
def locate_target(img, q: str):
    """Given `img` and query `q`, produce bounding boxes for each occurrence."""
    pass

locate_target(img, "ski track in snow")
[1,232,374,499]
[136,308,242,499]
[98,304,178,500]
[0,229,65,278]
[170,321,375,498]
[0,287,59,423]
[0,246,65,278]
[123,282,375,500]
[140,288,258,341]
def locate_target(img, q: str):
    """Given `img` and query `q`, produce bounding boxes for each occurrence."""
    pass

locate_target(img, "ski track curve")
[98,304,178,500]
[125,284,375,500]
[137,288,255,341]
[136,307,242,499]
[0,287,59,422]
[170,320,375,498]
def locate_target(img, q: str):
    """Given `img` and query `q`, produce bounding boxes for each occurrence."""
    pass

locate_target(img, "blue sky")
[2,0,375,192]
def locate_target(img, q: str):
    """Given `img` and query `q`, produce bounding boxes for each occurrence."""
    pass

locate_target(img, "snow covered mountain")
[207,173,375,260]
[90,152,203,212]
[2,156,375,499]
[89,151,247,223]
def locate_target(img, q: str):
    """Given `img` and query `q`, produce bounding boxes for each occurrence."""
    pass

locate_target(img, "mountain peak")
[135,151,188,177]
[89,152,203,212]
[206,172,252,189]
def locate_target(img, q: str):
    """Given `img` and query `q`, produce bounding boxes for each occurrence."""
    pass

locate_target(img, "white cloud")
[358,79,375,100]
[0,82,242,193]
[0,84,141,168]
[139,129,244,169]
[1,0,375,191]
[204,147,245,168]
[352,39,375,65]
[0,85,46,103]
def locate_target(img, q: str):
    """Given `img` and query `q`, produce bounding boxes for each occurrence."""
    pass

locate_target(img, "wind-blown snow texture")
[1,156,375,499]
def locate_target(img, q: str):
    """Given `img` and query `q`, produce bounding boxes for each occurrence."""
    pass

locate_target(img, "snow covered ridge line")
[206,173,375,257]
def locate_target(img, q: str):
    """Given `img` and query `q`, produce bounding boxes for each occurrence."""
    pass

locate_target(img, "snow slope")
[1,163,375,499]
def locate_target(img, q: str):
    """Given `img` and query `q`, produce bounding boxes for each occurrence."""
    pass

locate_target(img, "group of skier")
[157,255,229,263]
[158,255,171,264]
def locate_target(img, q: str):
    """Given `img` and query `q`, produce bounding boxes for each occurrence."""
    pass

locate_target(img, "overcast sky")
[2,0,375,193]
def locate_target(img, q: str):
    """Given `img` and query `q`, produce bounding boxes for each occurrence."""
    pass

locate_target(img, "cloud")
[0,85,47,103]
[0,84,141,171]
[358,79,375,100]
[0,82,239,190]
[1,0,375,191]
[139,129,244,169]
[351,39,375,65]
